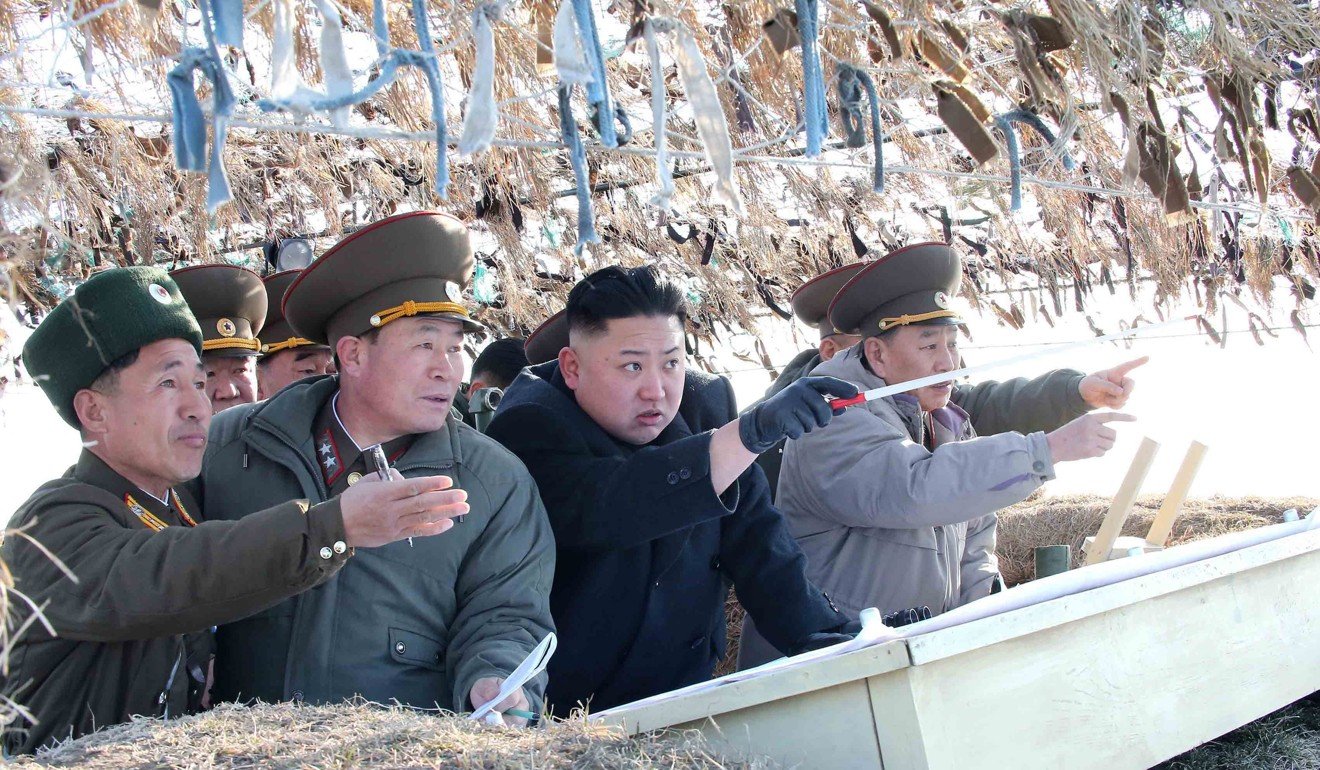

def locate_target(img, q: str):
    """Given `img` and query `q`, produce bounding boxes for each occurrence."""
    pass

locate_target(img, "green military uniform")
[197,211,556,713]
[4,267,352,755]
[170,264,268,359]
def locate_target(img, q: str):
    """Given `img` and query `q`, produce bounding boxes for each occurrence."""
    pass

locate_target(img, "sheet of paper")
[469,632,557,723]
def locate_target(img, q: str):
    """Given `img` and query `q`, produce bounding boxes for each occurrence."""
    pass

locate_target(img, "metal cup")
[1034,544,1071,580]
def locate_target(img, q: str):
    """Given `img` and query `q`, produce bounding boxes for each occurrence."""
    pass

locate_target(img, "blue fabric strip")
[166,0,234,210]
[212,0,244,49]
[995,108,1075,211]
[837,64,884,193]
[571,0,616,148]
[559,84,599,253]
[796,0,827,157]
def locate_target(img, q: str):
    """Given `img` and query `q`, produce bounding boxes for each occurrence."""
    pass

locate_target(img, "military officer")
[770,244,1136,651]
[748,260,1146,501]
[256,269,335,399]
[4,267,464,754]
[171,264,266,414]
[196,211,555,725]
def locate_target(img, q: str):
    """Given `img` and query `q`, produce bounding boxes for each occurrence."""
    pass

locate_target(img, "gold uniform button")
[347,472,362,486]
[319,546,333,560]
[333,540,348,555]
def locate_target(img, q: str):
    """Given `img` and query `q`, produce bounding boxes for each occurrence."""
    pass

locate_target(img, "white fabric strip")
[459,2,507,155]
[644,20,675,211]
[553,0,593,88]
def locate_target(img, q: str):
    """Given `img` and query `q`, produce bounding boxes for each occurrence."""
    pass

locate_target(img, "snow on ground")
[2,278,1317,518]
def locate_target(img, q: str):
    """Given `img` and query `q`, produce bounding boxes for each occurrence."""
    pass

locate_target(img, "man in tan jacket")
[740,243,1141,668]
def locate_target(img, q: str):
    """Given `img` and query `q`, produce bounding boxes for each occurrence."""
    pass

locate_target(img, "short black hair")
[565,265,687,337]
[88,348,141,394]
[471,337,528,390]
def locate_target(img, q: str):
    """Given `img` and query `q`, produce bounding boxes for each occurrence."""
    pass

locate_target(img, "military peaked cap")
[170,264,267,358]
[790,262,868,340]
[828,242,964,338]
[524,309,568,365]
[259,270,330,355]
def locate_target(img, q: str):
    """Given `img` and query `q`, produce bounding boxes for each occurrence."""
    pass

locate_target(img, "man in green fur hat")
[3,266,466,755]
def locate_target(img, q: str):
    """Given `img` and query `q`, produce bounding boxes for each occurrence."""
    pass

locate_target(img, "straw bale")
[12,701,779,769]
[995,493,1318,585]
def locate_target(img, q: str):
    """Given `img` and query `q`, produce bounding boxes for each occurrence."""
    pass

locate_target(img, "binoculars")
[468,387,504,433]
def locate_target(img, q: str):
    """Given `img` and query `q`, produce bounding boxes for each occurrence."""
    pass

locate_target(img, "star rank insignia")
[317,429,344,485]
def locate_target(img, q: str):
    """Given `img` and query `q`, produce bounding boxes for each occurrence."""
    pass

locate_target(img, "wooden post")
[1145,441,1209,548]
[1084,437,1160,566]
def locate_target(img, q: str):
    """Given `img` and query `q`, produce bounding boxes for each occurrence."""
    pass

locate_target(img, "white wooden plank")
[600,640,910,734]
[906,526,1320,665]
[1146,441,1209,547]
[901,547,1320,770]
[669,678,887,770]
[1085,437,1160,565]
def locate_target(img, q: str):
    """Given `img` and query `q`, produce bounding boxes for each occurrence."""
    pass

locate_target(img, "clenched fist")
[340,473,469,548]
[1046,412,1136,463]
[470,677,530,727]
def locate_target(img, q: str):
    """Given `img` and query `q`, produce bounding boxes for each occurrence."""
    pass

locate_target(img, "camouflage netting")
[1,0,1318,351]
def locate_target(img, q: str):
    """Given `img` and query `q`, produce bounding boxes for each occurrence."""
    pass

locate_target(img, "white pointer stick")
[828,318,1185,410]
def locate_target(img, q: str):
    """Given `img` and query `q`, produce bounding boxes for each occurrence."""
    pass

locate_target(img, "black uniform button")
[679,467,692,480]
[666,471,679,485]
[1033,460,1046,472]
[292,690,305,703]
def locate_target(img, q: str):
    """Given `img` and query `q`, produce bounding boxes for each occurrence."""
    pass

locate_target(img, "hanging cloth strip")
[258,0,452,198]
[211,0,243,48]
[167,0,235,211]
[836,63,883,193]
[267,0,354,128]
[795,0,829,157]
[554,0,598,253]
[992,108,1076,211]
[570,0,618,147]
[558,84,599,254]
[459,2,509,156]
[645,17,743,215]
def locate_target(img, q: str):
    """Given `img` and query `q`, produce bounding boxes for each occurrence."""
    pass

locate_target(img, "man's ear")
[73,388,110,436]
[559,346,581,390]
[469,378,488,394]
[818,337,838,361]
[863,336,886,377]
[336,336,367,377]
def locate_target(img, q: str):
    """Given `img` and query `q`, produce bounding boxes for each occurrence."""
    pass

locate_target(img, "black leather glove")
[738,375,859,453]
[790,618,862,655]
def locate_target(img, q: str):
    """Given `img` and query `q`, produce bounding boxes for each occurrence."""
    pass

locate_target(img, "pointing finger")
[1109,356,1149,377]
[1095,412,1137,423]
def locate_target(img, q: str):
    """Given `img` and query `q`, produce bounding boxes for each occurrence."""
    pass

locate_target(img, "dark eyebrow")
[619,346,682,357]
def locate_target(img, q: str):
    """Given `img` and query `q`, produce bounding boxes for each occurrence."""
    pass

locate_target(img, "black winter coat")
[487,362,845,714]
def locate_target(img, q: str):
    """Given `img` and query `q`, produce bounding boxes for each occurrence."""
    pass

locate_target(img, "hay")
[11,701,779,769]
[996,493,1319,586]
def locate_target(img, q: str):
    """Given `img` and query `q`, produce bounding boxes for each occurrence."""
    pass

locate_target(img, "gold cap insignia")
[445,281,463,303]
[217,318,237,337]
[933,291,950,309]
